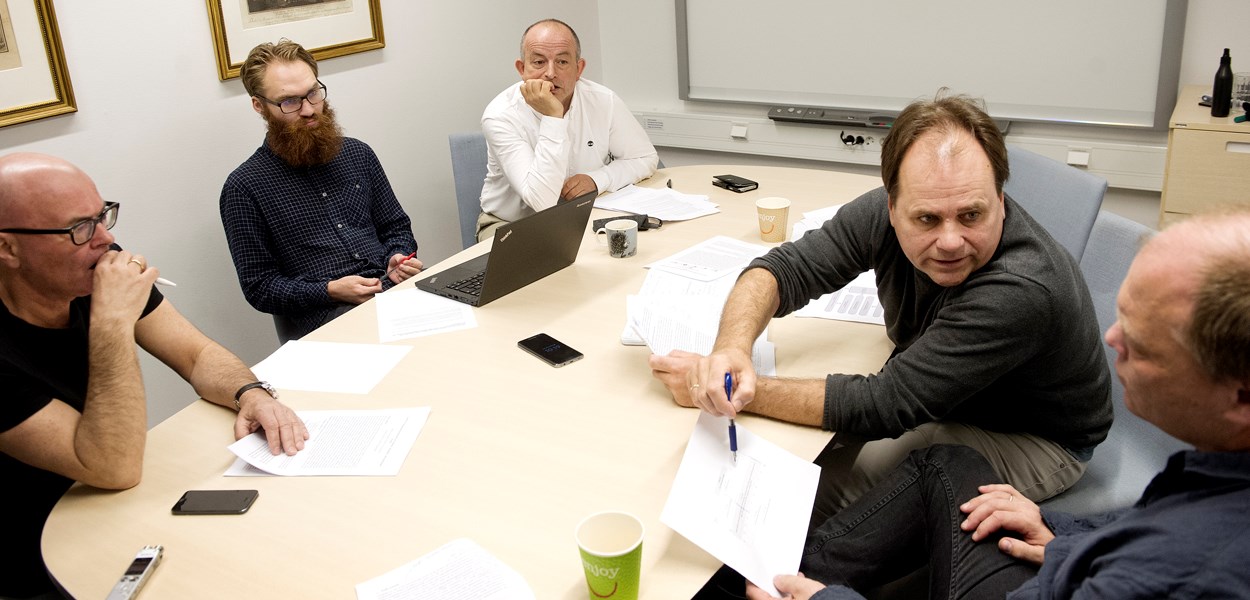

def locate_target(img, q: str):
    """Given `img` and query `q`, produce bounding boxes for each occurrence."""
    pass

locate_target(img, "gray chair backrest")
[1003,144,1107,262]
[449,132,489,249]
[1041,211,1188,515]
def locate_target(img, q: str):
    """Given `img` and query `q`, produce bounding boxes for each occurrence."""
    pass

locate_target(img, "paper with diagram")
[661,412,819,596]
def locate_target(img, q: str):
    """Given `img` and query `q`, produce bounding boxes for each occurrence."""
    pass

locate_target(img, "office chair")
[1038,211,1186,515]
[448,132,489,249]
[1003,144,1107,262]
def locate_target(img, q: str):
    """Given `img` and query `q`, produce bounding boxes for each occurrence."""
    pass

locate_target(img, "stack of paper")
[594,184,719,221]
[619,237,777,375]
[788,205,887,326]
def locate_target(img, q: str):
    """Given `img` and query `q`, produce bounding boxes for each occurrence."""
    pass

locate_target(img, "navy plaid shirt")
[220,137,416,338]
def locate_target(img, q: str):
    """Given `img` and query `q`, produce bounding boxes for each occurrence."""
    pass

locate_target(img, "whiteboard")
[677,0,1186,129]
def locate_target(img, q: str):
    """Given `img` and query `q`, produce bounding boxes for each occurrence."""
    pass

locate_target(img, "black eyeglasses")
[256,81,328,114]
[0,201,119,246]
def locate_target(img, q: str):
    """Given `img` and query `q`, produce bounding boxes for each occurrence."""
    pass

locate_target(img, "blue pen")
[725,373,738,463]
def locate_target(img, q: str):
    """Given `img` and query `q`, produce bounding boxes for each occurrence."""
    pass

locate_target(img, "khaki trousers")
[809,421,1086,527]
[475,211,507,243]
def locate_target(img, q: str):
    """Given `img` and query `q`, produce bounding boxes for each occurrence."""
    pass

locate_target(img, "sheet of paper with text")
[661,412,819,596]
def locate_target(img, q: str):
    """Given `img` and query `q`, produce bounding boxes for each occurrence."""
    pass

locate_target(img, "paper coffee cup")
[576,511,643,600]
[755,197,791,243]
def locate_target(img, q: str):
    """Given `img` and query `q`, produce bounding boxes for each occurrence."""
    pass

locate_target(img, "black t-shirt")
[0,287,162,597]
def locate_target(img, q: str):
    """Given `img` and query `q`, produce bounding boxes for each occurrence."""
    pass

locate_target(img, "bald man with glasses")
[0,152,308,600]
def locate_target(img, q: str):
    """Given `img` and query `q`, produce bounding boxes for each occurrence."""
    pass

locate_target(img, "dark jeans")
[693,445,1038,600]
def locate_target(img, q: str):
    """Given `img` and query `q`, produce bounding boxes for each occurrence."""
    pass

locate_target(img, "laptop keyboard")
[446,271,486,296]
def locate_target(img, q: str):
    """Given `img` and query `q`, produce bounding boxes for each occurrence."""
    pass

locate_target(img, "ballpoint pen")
[384,251,418,279]
[725,372,738,463]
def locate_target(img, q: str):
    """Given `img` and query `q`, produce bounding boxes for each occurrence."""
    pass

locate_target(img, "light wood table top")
[43,165,891,599]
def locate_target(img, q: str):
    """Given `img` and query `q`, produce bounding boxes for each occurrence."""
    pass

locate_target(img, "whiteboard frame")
[675,0,1187,130]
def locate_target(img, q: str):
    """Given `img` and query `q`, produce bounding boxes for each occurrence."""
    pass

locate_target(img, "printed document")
[251,340,412,395]
[594,184,719,221]
[376,288,477,343]
[661,412,819,597]
[626,293,776,376]
[356,538,534,600]
[792,270,886,325]
[790,205,886,326]
[619,268,736,345]
[648,236,770,282]
[226,408,429,476]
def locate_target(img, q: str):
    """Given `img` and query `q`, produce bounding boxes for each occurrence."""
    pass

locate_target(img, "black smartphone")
[518,333,584,367]
[712,174,759,193]
[171,489,259,515]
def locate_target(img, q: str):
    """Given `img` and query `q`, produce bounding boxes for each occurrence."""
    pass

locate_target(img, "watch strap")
[233,381,273,410]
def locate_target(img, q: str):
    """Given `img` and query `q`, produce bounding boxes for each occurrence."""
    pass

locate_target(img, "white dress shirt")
[479,78,659,222]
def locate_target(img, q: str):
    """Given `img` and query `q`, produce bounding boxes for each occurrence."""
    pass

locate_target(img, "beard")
[264,102,344,168]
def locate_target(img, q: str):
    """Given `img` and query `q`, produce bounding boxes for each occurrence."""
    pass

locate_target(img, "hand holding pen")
[725,372,738,463]
[384,250,423,282]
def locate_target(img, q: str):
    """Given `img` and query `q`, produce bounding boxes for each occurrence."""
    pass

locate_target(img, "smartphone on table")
[171,489,259,515]
[518,333,584,367]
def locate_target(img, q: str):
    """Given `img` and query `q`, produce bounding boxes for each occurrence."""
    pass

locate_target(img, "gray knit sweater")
[751,187,1111,457]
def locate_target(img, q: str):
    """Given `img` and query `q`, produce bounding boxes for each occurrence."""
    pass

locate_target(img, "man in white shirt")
[476,18,659,241]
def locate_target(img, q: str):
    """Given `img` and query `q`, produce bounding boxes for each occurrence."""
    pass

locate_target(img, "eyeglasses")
[0,201,119,246]
[256,81,328,114]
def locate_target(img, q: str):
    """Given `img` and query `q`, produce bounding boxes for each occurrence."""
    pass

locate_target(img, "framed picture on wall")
[206,0,384,81]
[0,0,76,129]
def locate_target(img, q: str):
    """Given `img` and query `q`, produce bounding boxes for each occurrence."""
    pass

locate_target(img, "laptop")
[415,191,597,306]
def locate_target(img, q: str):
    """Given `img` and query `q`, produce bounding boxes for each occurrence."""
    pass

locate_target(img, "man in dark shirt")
[652,93,1110,523]
[220,39,422,342]
[0,152,308,599]
[751,208,1250,600]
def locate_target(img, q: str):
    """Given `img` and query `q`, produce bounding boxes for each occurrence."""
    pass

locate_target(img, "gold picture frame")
[0,0,76,128]
[206,0,384,81]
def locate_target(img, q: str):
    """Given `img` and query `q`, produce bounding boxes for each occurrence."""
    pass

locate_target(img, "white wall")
[0,0,599,425]
[599,0,1250,228]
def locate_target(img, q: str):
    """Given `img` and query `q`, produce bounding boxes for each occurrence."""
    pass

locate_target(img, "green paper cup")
[575,511,643,600]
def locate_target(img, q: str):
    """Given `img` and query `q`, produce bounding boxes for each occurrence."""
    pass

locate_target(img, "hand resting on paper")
[649,349,827,428]
[649,348,754,416]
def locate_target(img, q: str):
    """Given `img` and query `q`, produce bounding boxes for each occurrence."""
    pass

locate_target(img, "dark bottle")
[1212,48,1233,117]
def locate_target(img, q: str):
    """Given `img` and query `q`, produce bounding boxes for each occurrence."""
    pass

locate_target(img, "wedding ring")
[127,258,145,270]
[689,383,701,393]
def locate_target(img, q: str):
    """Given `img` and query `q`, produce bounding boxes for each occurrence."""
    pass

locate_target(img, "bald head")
[1145,209,1250,383]
[0,153,95,225]
[1146,209,1250,271]
[520,18,581,60]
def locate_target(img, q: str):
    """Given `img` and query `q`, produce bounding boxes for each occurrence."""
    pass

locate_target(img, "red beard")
[264,103,344,168]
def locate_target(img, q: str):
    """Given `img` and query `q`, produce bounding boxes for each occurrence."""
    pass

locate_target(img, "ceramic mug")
[596,218,638,258]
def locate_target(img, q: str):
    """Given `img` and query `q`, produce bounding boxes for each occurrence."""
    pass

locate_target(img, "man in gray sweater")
[650,93,1111,526]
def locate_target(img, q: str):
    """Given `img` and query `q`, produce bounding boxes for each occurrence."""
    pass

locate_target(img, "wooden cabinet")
[1159,85,1250,228]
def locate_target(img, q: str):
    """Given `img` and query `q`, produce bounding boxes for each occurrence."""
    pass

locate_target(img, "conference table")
[43,165,892,599]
